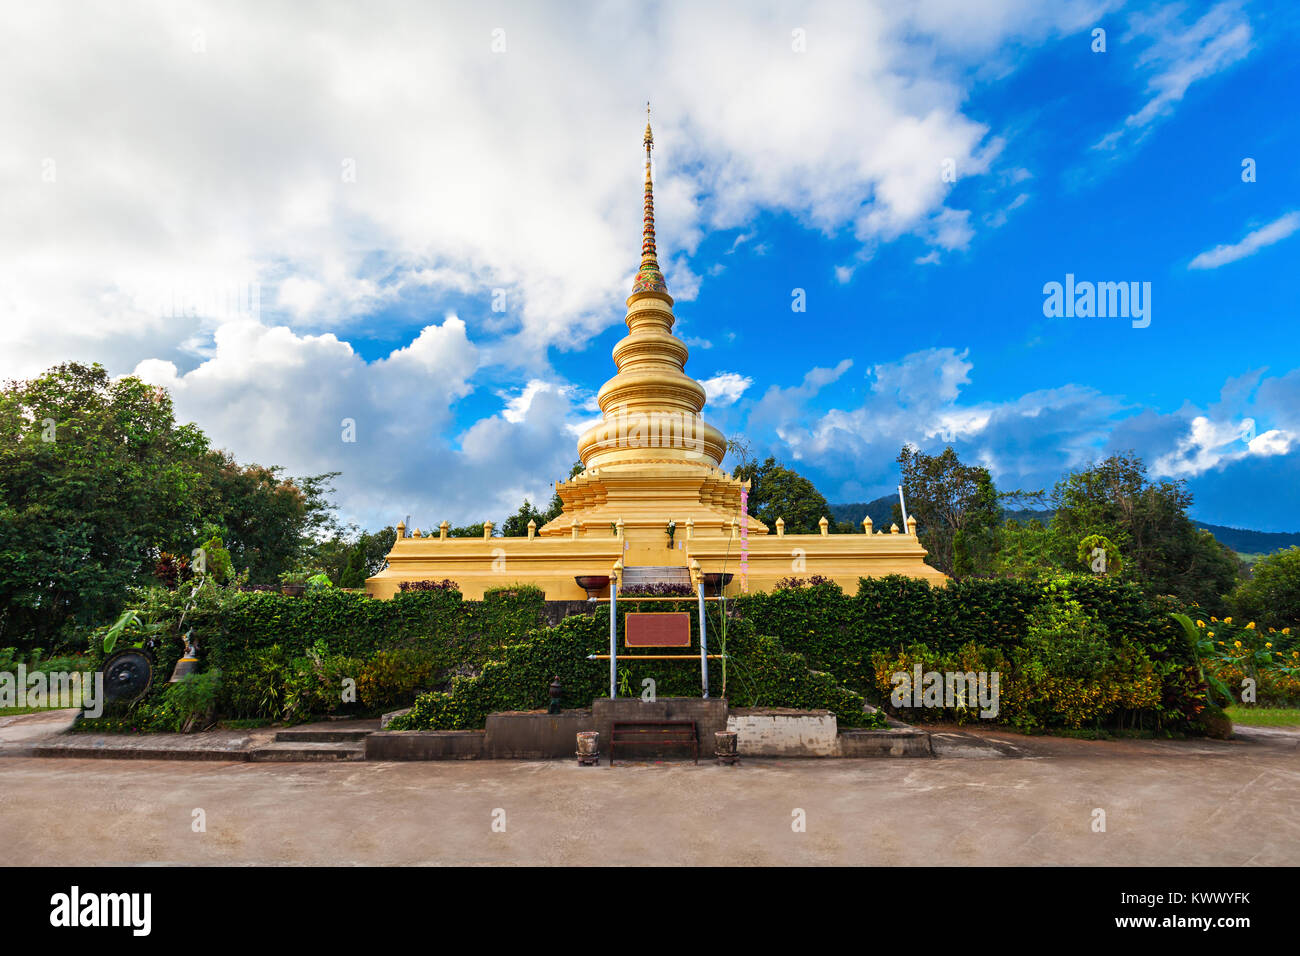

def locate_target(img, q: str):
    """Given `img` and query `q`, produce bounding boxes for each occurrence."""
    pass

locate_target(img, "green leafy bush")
[388,607,875,731]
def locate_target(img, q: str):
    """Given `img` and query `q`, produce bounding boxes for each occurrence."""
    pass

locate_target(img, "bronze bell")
[168,631,200,683]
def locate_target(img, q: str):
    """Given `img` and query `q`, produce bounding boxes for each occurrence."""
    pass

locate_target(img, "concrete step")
[273,728,373,743]
[248,741,366,762]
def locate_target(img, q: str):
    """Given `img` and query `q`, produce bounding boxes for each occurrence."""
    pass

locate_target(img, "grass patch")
[1226,706,1300,727]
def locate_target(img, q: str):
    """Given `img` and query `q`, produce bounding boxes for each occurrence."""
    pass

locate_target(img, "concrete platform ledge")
[365,730,485,760]
[837,727,933,757]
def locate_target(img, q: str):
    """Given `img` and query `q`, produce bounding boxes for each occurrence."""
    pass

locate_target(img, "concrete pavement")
[1,726,1296,866]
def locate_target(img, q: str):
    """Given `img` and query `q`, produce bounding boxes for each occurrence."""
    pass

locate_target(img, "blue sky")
[4,0,1298,532]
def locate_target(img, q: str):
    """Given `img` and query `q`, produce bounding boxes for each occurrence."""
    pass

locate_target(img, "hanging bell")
[169,631,201,682]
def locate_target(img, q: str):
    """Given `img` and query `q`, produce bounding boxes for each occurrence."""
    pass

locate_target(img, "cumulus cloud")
[734,346,1300,510]
[699,372,754,408]
[0,0,1108,380]
[123,315,593,531]
[1188,211,1300,270]
[0,0,1195,528]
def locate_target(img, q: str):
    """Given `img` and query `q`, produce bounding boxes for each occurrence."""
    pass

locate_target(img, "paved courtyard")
[1,726,1296,866]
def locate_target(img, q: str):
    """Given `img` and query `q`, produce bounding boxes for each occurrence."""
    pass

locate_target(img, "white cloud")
[699,372,753,407]
[1151,415,1295,478]
[0,0,1131,526]
[500,380,572,424]
[1094,2,1252,152]
[0,0,1105,381]
[1188,211,1300,270]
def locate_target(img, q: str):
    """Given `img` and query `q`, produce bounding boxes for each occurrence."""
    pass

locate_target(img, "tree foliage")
[0,363,210,644]
[732,456,832,534]
[1050,452,1239,609]
[894,445,1002,575]
[0,363,348,647]
[1230,546,1300,631]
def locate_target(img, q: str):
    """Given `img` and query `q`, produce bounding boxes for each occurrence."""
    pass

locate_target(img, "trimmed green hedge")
[89,574,1209,734]
[732,575,1192,694]
[87,586,549,723]
[387,603,876,730]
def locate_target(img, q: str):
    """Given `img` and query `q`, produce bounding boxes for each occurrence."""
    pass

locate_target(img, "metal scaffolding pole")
[609,583,617,699]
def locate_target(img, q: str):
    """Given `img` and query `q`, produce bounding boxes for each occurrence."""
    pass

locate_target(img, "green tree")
[1230,546,1300,632]
[308,525,396,585]
[989,519,1064,578]
[1050,451,1240,608]
[501,499,548,538]
[497,463,583,538]
[0,363,211,646]
[732,456,832,534]
[339,546,368,589]
[449,522,497,538]
[196,452,334,584]
[894,445,1002,576]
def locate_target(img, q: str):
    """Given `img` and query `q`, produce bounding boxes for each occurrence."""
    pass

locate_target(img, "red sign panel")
[625,612,692,647]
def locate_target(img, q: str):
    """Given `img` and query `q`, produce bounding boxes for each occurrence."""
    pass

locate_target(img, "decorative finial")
[632,101,668,298]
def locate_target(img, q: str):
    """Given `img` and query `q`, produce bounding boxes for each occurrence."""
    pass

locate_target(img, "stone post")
[527,519,536,540]
[819,516,829,536]
[483,521,493,540]
[776,517,785,537]
[439,521,448,540]
[862,516,873,534]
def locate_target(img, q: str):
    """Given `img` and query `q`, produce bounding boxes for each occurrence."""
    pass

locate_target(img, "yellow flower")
[1266,643,1272,649]
[1246,622,1256,630]
[1224,617,1233,624]
[1234,640,1242,649]
[1211,616,1218,622]
[1284,628,1292,635]
[1196,620,1205,627]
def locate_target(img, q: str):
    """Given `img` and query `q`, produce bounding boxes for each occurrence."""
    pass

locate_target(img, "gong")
[100,649,154,704]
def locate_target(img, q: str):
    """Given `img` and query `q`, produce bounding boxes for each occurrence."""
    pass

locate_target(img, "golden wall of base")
[365,525,946,599]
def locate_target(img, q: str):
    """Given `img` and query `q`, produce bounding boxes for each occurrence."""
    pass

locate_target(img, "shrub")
[140,670,222,732]
[398,579,460,592]
[388,608,877,731]
[1230,547,1300,633]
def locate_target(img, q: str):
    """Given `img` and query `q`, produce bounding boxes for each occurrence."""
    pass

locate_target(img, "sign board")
[624,612,692,647]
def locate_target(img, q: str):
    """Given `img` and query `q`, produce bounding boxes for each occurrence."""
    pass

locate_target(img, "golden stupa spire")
[632,101,669,298]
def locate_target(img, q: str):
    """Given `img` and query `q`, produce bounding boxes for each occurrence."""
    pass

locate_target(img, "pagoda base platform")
[365,527,946,599]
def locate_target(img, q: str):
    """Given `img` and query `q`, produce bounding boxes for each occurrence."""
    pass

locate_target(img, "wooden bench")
[610,720,698,765]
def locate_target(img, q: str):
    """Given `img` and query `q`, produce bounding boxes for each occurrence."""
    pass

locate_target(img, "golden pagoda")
[366,109,946,599]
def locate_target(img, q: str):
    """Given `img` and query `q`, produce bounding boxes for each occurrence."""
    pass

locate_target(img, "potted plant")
[279,570,309,596]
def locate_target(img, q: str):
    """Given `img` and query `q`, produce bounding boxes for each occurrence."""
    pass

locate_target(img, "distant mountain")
[830,501,1300,557]
[1187,522,1300,555]
[829,496,897,529]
